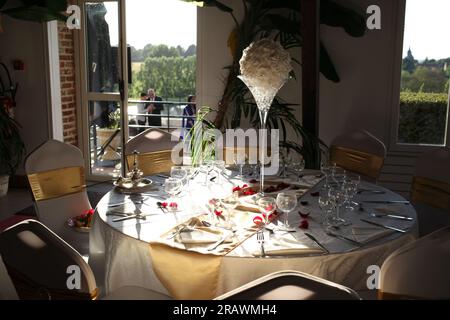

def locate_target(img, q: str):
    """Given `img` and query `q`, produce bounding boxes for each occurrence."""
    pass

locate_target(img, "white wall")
[197,1,302,129]
[319,0,400,148]
[0,16,51,174]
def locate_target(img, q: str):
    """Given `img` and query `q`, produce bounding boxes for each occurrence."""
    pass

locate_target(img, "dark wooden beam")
[300,0,320,136]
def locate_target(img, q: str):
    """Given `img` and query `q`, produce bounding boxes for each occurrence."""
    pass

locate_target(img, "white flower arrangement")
[239,38,292,90]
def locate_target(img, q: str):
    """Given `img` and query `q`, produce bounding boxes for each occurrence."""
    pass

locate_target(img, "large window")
[397,0,450,147]
[78,0,197,178]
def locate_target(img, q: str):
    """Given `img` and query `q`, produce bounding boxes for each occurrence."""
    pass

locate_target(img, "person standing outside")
[146,88,164,127]
[180,95,196,140]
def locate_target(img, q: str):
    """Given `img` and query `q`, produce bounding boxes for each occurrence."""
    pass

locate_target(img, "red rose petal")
[299,219,309,229]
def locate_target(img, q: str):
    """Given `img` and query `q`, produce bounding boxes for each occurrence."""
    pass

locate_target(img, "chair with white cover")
[0,254,18,300]
[329,130,386,182]
[124,128,180,175]
[410,147,450,236]
[379,225,450,299]
[25,139,90,254]
[214,270,360,300]
[0,219,171,300]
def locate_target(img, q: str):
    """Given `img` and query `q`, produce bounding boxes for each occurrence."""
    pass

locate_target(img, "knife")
[207,231,235,251]
[362,200,410,204]
[370,212,413,221]
[304,233,329,253]
[326,231,362,246]
[360,218,407,233]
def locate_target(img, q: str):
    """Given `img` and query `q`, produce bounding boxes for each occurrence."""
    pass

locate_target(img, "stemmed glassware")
[291,153,305,182]
[238,75,288,198]
[213,160,226,183]
[200,159,214,186]
[234,149,247,178]
[220,191,239,229]
[170,166,188,188]
[164,177,182,210]
[257,197,277,226]
[275,192,297,230]
[318,186,334,227]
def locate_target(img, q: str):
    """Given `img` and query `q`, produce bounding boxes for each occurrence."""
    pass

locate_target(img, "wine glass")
[328,186,347,226]
[213,159,226,183]
[275,192,297,230]
[318,186,334,227]
[291,153,305,182]
[200,159,214,186]
[220,191,239,229]
[164,177,182,206]
[170,166,188,187]
[257,197,277,226]
[233,148,247,178]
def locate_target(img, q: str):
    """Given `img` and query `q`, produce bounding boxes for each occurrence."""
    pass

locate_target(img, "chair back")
[0,220,97,300]
[330,130,386,181]
[125,128,179,175]
[25,140,91,251]
[214,270,360,300]
[379,225,450,299]
[411,147,450,211]
[0,254,18,300]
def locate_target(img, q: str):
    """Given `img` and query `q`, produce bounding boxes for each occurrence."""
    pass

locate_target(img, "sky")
[402,0,450,61]
[104,0,197,50]
[102,0,449,61]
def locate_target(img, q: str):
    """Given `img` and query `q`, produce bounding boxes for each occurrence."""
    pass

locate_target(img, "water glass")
[275,192,297,229]
[257,197,277,225]
[164,177,182,204]
[171,166,188,187]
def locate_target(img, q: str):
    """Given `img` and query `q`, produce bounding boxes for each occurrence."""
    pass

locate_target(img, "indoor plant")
[0,100,25,196]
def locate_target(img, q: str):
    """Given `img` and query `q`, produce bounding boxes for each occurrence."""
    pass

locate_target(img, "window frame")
[388,0,450,153]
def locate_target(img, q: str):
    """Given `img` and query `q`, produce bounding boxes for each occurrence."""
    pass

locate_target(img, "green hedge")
[398,92,448,144]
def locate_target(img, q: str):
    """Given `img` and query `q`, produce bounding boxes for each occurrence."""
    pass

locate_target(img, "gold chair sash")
[411,176,450,211]
[27,166,86,202]
[126,150,174,176]
[330,145,384,180]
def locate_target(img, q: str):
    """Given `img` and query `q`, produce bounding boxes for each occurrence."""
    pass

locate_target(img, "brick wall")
[58,21,78,146]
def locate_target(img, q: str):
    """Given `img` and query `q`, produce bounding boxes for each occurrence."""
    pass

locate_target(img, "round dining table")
[89,170,418,299]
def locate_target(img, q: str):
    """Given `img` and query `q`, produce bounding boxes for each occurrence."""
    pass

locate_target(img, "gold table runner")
[149,212,260,299]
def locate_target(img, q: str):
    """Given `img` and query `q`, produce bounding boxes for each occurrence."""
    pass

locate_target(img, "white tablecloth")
[89,171,418,298]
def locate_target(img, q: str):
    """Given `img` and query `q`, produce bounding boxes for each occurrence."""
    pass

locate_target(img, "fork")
[257,231,266,257]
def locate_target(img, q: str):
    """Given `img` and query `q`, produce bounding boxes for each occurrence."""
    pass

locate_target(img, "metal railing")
[127,99,196,133]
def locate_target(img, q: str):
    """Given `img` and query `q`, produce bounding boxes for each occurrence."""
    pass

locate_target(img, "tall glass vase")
[238,75,287,197]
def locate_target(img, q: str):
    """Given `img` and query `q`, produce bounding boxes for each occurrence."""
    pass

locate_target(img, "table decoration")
[67,208,94,232]
[238,38,292,198]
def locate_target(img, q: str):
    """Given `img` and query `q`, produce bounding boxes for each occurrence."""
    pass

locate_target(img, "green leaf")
[259,14,300,36]
[321,0,366,37]
[320,42,340,83]
[20,0,68,12]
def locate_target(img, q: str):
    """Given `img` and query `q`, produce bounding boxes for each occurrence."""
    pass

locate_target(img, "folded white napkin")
[351,225,393,244]
[177,228,233,244]
[254,234,325,256]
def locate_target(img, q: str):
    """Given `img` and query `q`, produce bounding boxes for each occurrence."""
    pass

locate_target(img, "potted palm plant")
[0,100,25,196]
